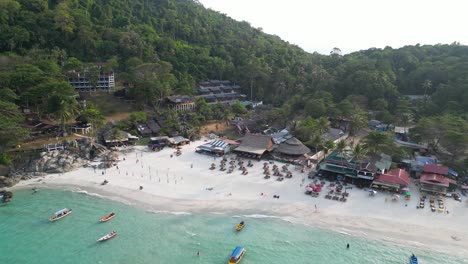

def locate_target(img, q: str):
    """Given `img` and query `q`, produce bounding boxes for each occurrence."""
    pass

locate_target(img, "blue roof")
[231,247,244,258]
[448,168,458,177]
[415,156,435,165]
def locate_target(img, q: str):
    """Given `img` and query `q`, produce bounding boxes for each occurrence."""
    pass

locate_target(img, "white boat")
[49,208,72,222]
[97,231,117,242]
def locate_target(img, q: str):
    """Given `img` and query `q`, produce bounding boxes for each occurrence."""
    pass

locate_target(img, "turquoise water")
[0,189,466,264]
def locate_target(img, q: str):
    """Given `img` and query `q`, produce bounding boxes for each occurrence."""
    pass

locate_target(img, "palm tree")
[348,111,367,136]
[308,132,323,155]
[335,139,348,164]
[362,131,394,153]
[352,143,368,171]
[316,117,330,136]
[321,140,335,161]
[54,97,80,133]
[222,108,234,126]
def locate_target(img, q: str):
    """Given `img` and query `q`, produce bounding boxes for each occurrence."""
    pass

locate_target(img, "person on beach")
[347,243,350,249]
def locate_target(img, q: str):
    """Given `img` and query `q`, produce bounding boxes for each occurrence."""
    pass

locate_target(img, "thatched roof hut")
[274,137,310,156]
[234,134,274,158]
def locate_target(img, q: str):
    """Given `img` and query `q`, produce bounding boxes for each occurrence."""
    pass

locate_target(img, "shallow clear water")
[0,189,466,264]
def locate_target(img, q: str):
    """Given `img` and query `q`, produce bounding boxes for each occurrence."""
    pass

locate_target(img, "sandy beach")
[13,139,468,258]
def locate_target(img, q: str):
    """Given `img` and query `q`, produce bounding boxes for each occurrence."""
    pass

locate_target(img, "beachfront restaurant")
[233,133,274,159]
[272,137,311,163]
[196,139,234,156]
[318,150,391,187]
[168,136,190,147]
[371,168,410,193]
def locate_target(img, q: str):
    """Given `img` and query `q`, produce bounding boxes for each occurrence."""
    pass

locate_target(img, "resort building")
[137,119,161,136]
[71,115,92,135]
[372,168,411,193]
[318,149,392,186]
[67,72,115,92]
[196,139,239,156]
[102,130,138,147]
[167,136,190,146]
[419,164,456,195]
[233,133,274,159]
[165,95,195,111]
[322,128,348,144]
[197,80,247,105]
[24,120,60,138]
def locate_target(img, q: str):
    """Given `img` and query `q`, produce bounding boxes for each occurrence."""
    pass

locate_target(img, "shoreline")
[14,182,468,258]
[10,142,468,258]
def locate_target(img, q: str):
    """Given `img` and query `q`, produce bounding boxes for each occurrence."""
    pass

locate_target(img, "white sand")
[14,139,468,257]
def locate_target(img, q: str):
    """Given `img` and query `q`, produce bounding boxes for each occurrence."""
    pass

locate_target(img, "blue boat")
[410,254,418,264]
[228,246,246,264]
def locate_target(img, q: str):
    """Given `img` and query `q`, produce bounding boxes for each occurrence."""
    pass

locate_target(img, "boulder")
[0,165,10,176]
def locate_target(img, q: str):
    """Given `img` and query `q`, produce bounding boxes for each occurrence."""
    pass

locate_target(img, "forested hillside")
[1,0,467,110]
[0,0,467,168]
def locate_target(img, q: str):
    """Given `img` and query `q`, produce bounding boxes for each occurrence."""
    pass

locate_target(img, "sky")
[197,0,468,54]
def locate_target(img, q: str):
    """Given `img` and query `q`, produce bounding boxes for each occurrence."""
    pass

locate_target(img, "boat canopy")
[230,247,244,258]
[54,208,70,215]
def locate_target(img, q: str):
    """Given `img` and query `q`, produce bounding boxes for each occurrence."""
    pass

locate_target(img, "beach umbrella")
[306,186,314,192]
[405,191,411,196]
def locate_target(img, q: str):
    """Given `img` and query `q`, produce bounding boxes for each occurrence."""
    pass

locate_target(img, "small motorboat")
[99,212,116,222]
[410,254,418,264]
[228,246,246,264]
[97,231,117,242]
[235,221,245,231]
[49,208,72,222]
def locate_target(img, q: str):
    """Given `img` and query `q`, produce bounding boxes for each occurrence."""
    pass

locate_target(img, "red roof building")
[420,174,450,187]
[372,169,410,192]
[419,164,453,194]
[423,164,448,176]
[376,169,410,186]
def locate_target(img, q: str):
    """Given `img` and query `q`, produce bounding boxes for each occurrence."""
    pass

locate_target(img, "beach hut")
[273,137,311,158]
[168,136,190,147]
[233,133,274,159]
[196,139,231,156]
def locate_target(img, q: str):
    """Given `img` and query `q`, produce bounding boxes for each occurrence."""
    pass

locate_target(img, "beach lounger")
[264,175,270,179]
[277,177,284,181]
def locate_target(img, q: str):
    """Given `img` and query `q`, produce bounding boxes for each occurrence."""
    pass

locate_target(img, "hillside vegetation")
[0,0,467,169]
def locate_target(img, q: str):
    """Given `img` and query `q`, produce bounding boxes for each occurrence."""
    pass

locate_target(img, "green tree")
[0,100,28,153]
[52,97,80,133]
[361,131,395,154]
[81,103,105,132]
[129,111,147,125]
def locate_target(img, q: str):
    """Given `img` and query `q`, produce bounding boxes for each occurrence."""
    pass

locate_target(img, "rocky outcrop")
[0,138,111,188]
[0,190,13,203]
[25,150,87,174]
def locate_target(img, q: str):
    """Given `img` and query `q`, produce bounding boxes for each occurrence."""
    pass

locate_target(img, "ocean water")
[0,189,466,264]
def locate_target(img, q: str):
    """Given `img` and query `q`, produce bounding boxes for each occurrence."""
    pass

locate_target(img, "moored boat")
[49,208,72,222]
[97,231,117,242]
[410,254,418,264]
[99,212,116,222]
[228,246,246,264]
[235,221,245,231]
